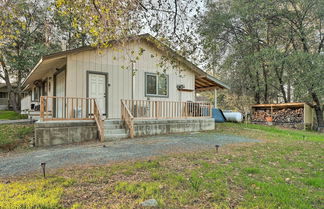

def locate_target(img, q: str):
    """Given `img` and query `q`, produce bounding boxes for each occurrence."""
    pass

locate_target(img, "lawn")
[0,110,28,120]
[0,123,323,208]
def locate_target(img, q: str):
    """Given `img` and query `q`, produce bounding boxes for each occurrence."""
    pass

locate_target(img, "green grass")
[1,123,323,208]
[0,110,28,120]
[0,124,34,150]
[217,122,324,142]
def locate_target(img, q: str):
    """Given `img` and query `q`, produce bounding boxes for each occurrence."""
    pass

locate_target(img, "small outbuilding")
[251,103,317,130]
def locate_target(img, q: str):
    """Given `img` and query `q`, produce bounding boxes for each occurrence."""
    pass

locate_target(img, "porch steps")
[104,119,129,141]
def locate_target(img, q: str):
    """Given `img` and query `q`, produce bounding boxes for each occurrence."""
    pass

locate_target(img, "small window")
[145,73,168,97]
[42,80,48,96]
[0,92,8,98]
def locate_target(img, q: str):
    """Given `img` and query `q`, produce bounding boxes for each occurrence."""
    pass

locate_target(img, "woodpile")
[252,108,304,123]
[273,108,303,123]
[252,111,269,122]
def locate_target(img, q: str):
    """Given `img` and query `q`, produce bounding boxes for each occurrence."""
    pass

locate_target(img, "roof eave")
[206,74,230,90]
[22,58,43,87]
[140,35,229,89]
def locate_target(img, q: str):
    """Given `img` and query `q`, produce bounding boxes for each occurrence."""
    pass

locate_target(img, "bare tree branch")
[92,0,103,19]
[173,0,177,34]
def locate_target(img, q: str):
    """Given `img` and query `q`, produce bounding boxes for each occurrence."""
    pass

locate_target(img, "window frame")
[0,92,8,99]
[145,72,169,98]
[32,86,40,102]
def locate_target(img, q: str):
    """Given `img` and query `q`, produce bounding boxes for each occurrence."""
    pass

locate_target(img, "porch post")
[214,88,218,108]
[40,96,44,121]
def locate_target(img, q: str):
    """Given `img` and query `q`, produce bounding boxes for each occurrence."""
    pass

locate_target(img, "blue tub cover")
[212,108,226,123]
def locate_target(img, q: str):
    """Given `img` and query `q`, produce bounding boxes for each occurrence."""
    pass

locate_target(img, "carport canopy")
[195,74,230,92]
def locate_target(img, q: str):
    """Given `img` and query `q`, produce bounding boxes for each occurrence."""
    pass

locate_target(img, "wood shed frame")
[251,103,315,130]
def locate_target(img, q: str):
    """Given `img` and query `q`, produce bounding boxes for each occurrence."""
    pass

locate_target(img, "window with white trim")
[145,73,168,97]
[33,86,40,102]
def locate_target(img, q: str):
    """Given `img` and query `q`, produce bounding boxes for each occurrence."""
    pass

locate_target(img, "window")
[0,92,7,98]
[33,87,40,102]
[42,80,48,96]
[145,73,168,97]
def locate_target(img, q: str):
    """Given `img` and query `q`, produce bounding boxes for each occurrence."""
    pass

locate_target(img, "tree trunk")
[5,80,19,112]
[311,91,324,128]
[9,91,19,112]
[287,78,291,103]
[314,106,324,128]
[262,63,269,103]
[0,58,20,112]
[255,70,261,104]
[274,67,288,103]
[280,82,288,103]
[16,70,22,111]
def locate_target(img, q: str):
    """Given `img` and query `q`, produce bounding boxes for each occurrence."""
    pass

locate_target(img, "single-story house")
[21,34,229,146]
[0,83,20,110]
[0,83,9,110]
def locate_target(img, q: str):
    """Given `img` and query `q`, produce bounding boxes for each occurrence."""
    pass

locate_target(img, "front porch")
[120,99,213,138]
[34,96,215,146]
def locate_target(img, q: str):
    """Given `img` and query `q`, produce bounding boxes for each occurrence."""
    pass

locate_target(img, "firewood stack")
[252,108,304,123]
[252,111,269,122]
[273,108,303,123]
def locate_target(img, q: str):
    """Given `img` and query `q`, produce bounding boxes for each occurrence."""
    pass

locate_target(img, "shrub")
[0,124,33,150]
[0,177,70,209]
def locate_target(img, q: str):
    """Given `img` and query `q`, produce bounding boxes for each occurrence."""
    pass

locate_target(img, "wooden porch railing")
[121,99,212,119]
[93,99,104,141]
[121,100,134,138]
[40,96,105,141]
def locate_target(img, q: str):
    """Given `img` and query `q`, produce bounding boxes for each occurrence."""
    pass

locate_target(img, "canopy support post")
[214,88,217,108]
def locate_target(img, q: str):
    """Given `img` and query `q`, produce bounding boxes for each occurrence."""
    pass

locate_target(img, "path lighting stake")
[215,145,220,153]
[41,162,46,178]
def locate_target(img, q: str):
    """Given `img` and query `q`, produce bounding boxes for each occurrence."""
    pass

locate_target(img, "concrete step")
[105,128,126,135]
[105,124,123,129]
[104,133,129,141]
[104,119,128,140]
[104,119,123,125]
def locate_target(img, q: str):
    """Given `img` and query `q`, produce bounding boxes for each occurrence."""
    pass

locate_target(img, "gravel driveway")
[0,132,258,177]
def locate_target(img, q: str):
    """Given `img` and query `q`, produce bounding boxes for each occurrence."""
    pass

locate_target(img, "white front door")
[88,73,106,116]
[55,71,65,118]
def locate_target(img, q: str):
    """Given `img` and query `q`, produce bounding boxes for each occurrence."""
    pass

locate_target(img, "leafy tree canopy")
[199,0,324,127]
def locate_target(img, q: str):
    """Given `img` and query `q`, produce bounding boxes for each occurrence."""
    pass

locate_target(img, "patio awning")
[195,74,230,92]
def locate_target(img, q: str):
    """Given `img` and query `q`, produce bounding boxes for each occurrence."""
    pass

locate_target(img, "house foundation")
[34,120,98,147]
[133,118,215,137]
[34,118,215,146]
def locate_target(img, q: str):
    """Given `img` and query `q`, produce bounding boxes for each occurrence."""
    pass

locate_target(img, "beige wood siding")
[66,41,196,118]
[21,95,31,111]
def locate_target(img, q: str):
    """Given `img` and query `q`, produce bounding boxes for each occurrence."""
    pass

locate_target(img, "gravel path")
[0,132,258,177]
